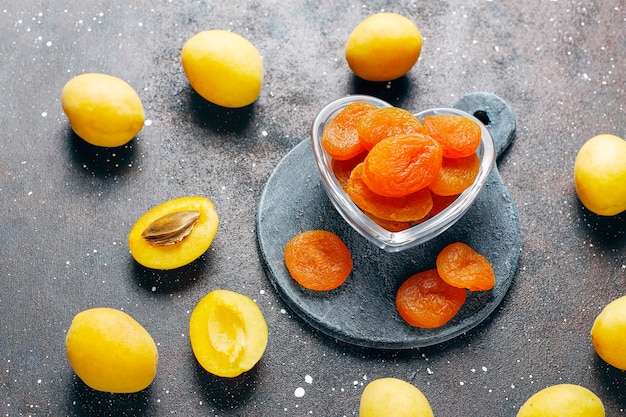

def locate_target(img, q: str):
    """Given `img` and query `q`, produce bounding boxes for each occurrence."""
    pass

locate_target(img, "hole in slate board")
[473,110,491,126]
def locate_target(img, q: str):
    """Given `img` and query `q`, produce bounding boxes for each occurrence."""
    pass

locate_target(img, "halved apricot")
[189,290,268,378]
[128,196,219,270]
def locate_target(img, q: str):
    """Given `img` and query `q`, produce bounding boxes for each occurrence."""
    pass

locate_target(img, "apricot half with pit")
[65,307,158,393]
[189,289,268,378]
[128,196,219,270]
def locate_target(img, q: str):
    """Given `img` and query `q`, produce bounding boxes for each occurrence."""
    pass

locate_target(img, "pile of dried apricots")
[324,102,482,230]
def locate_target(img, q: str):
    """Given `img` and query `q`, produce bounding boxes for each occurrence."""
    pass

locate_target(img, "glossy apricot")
[284,230,353,290]
[396,269,466,328]
[428,154,480,196]
[362,133,443,197]
[347,163,433,222]
[436,242,495,291]
[357,107,424,150]
[423,114,481,158]
[65,308,158,393]
[128,196,219,270]
[322,101,376,160]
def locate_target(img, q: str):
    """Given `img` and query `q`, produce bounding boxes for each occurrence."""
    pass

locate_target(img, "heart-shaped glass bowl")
[311,95,497,252]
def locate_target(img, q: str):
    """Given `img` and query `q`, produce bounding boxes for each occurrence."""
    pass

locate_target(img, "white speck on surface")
[294,387,305,397]
[305,374,312,384]
[427,368,433,375]
[144,119,152,126]
[41,112,47,117]
[261,130,268,137]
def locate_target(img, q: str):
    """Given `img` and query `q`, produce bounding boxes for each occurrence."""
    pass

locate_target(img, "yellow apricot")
[516,384,604,417]
[591,295,626,370]
[360,377,434,417]
[181,30,263,108]
[61,73,145,147]
[345,13,422,82]
[574,134,626,216]
[189,290,268,378]
[128,196,219,270]
[65,307,158,393]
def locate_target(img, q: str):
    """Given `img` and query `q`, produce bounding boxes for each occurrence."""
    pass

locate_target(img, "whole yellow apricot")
[65,307,158,393]
[189,290,268,378]
[516,384,604,417]
[359,377,434,417]
[591,295,626,370]
[574,134,626,216]
[345,13,422,82]
[181,30,263,108]
[61,73,145,147]
[128,196,219,270]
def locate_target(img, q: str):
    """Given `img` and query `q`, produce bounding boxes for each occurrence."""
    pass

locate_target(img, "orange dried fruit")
[331,153,366,190]
[284,230,353,291]
[357,107,424,150]
[347,163,433,222]
[395,269,467,328]
[365,212,413,232]
[322,101,376,160]
[436,242,495,291]
[362,133,443,198]
[429,193,459,217]
[423,114,481,158]
[428,154,480,196]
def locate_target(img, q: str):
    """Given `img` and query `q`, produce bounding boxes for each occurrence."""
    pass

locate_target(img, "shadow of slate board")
[256,93,520,349]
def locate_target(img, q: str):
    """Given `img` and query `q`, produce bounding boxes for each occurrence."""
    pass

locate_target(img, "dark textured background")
[1,1,625,416]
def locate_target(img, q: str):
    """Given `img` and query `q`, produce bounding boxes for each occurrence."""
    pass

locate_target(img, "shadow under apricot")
[131,252,210,294]
[66,129,137,179]
[348,74,412,107]
[66,374,156,417]
[192,355,261,412]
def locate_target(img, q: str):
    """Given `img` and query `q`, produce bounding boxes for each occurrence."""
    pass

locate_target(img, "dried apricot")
[284,230,353,291]
[429,193,459,217]
[436,242,495,291]
[396,269,466,328]
[347,163,433,222]
[356,107,424,150]
[322,101,376,160]
[362,133,443,197]
[365,212,413,232]
[428,154,480,196]
[423,114,481,158]
[331,153,366,190]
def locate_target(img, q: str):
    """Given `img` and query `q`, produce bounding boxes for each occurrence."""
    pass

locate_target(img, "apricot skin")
[65,307,158,394]
[61,73,144,147]
[360,377,434,417]
[591,295,626,370]
[189,290,268,378]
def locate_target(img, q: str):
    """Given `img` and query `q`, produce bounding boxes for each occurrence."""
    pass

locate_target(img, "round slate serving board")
[256,93,520,349]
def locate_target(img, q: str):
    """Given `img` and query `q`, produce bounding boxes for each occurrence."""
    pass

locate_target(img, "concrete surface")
[0,1,624,416]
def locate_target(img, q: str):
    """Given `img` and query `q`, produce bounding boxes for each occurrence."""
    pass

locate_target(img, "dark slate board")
[256,93,520,349]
